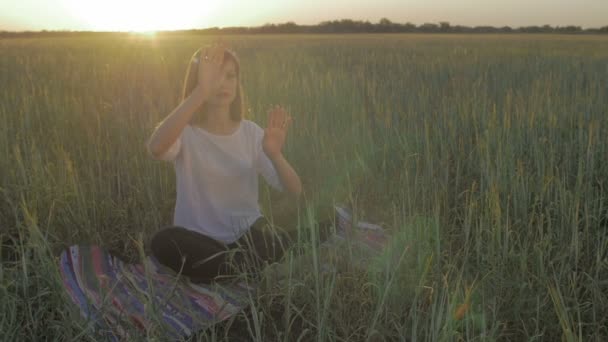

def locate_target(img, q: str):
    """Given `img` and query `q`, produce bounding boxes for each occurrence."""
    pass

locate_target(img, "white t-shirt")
[153,119,284,244]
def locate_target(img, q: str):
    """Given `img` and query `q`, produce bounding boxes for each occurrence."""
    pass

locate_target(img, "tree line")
[2,18,607,38]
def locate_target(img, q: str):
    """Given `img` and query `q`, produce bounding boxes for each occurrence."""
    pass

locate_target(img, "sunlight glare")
[62,0,218,32]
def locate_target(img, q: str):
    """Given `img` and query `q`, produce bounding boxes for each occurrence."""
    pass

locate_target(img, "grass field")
[1,33,607,341]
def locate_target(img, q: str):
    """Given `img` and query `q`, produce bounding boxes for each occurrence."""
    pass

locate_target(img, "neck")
[195,103,236,132]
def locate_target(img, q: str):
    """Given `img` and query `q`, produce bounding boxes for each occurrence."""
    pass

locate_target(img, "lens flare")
[61,0,218,32]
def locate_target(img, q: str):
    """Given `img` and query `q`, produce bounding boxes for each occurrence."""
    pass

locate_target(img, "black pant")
[149,202,336,283]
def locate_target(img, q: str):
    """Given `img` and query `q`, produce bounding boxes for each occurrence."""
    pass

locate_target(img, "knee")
[150,227,178,257]
[150,232,164,259]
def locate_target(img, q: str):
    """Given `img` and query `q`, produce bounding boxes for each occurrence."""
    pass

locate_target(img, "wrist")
[191,86,209,105]
[268,151,283,161]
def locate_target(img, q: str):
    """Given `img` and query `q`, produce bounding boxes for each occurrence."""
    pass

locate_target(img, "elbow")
[146,138,163,159]
[289,189,302,199]
[288,182,303,198]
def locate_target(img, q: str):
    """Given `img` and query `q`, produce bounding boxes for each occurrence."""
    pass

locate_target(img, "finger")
[283,119,291,133]
[281,116,288,130]
[267,108,275,128]
[224,42,233,52]
[274,106,283,128]
[285,115,292,129]
[272,106,281,128]
[205,45,215,63]
[277,106,287,126]
[283,117,289,130]
[219,41,227,51]
[199,47,207,63]
[208,44,218,63]
[216,43,226,62]
[270,107,279,128]
[204,47,213,63]
[217,44,225,62]
[272,109,280,129]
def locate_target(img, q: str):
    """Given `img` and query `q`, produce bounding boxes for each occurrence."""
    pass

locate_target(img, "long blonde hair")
[182,47,246,123]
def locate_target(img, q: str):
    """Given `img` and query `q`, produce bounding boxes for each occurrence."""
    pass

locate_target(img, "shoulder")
[179,124,195,140]
[241,119,264,138]
[178,124,193,134]
[176,124,199,148]
[241,119,262,130]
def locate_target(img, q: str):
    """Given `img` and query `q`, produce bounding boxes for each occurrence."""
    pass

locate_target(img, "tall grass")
[1,34,607,340]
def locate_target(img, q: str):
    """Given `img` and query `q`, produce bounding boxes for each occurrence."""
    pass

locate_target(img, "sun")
[62,0,218,32]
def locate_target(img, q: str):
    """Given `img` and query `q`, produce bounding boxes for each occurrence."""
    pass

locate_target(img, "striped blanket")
[59,205,387,340]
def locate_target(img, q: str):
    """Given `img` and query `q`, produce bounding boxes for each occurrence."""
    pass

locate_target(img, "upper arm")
[149,130,184,162]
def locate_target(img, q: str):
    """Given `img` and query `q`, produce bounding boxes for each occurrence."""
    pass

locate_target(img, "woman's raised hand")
[194,42,227,102]
[263,105,293,159]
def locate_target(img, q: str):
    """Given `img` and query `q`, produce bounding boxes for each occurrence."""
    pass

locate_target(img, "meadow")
[1,33,607,341]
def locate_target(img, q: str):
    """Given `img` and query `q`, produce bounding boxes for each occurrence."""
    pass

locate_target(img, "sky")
[1,0,606,32]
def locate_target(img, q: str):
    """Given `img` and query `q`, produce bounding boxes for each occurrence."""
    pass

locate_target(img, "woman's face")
[207,59,238,106]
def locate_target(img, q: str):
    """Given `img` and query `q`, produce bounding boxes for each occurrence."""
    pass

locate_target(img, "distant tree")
[360,20,374,32]
[553,25,582,34]
[403,22,416,32]
[377,18,398,32]
[472,26,498,33]
[419,23,439,33]
[277,21,299,33]
[519,26,542,33]
[451,25,472,33]
[565,25,582,33]
[337,19,356,33]
[439,22,451,32]
[379,18,393,26]
[541,24,553,33]
[259,23,276,33]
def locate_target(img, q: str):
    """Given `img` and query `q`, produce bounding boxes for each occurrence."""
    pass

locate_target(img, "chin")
[223,96,237,105]
[209,97,234,106]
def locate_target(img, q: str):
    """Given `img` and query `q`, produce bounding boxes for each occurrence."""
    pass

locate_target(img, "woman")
[146,42,337,283]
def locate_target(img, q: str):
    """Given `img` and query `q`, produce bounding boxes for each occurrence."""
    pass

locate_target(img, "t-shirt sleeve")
[252,123,284,192]
[152,129,184,162]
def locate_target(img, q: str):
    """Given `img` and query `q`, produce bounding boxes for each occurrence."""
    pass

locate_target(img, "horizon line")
[2,18,607,33]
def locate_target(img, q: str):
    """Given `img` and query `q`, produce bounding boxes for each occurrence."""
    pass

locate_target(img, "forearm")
[147,87,206,158]
[269,153,302,197]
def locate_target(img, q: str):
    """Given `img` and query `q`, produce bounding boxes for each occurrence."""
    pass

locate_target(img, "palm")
[263,105,292,158]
